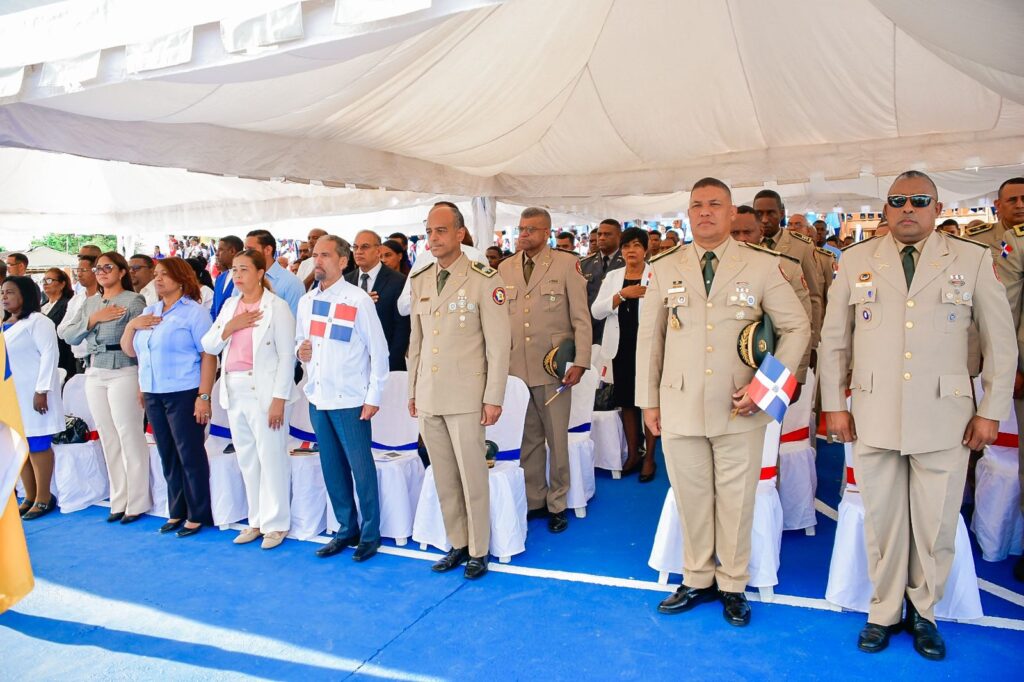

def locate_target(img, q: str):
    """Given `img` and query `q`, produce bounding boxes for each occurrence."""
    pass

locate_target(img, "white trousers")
[85,366,152,515]
[225,373,292,532]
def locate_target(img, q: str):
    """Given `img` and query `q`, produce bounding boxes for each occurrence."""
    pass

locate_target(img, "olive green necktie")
[524,257,534,285]
[901,245,916,289]
[763,237,775,250]
[702,251,716,295]
[437,269,450,293]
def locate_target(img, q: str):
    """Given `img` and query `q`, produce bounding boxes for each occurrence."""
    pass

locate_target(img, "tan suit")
[772,249,812,383]
[814,246,836,300]
[994,221,1024,519]
[408,253,511,557]
[636,237,811,592]
[763,229,825,347]
[964,222,1005,376]
[819,232,1016,625]
[498,246,592,513]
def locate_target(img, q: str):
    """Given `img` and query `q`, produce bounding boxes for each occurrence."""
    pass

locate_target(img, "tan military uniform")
[636,237,811,592]
[814,246,836,300]
[498,245,592,514]
[994,221,1024,520]
[962,222,1006,377]
[763,229,825,347]
[819,231,1015,626]
[408,253,511,558]
[766,247,812,383]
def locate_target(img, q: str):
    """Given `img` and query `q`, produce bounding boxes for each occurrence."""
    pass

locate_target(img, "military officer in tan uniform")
[990,176,1024,583]
[820,171,1016,659]
[637,177,810,627]
[408,202,511,580]
[498,207,592,533]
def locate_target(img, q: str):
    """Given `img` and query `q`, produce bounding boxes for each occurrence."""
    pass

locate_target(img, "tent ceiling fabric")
[0,0,1022,206]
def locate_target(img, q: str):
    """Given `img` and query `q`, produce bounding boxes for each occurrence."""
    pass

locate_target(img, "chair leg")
[499,555,511,564]
[395,537,407,546]
[612,470,621,480]
[759,586,775,602]
[804,526,816,537]
[574,507,586,519]
[658,571,669,585]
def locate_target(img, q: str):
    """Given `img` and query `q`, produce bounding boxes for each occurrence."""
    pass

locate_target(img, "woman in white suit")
[201,249,298,549]
[591,227,658,482]
[2,276,65,519]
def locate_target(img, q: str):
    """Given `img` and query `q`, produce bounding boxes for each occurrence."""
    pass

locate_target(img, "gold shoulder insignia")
[815,246,836,259]
[947,233,987,248]
[649,244,681,263]
[470,261,497,278]
[841,236,878,252]
[1013,223,1024,238]
[790,231,813,244]
[739,241,782,258]
[554,247,580,257]
[409,262,433,279]
[965,222,994,237]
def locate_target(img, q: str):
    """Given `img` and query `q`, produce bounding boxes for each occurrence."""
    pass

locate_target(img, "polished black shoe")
[464,555,489,580]
[106,512,125,523]
[657,584,719,615]
[316,534,359,558]
[547,511,568,534]
[159,519,185,534]
[352,540,380,562]
[857,622,900,654]
[1014,556,1024,583]
[720,591,751,626]
[432,546,470,573]
[176,524,202,538]
[120,514,143,525]
[526,507,549,521]
[905,602,945,661]
[21,496,58,521]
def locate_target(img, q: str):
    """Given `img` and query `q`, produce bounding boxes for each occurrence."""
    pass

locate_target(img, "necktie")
[602,255,609,271]
[901,245,916,289]
[524,257,534,285]
[702,251,716,295]
[360,273,369,292]
[437,269,450,293]
[763,237,775,250]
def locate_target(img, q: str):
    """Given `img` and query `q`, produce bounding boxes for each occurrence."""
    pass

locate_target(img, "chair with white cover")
[591,407,627,477]
[558,368,597,517]
[286,386,330,541]
[778,369,818,535]
[204,379,248,528]
[647,420,785,600]
[413,376,529,562]
[825,443,983,621]
[971,378,1023,561]
[53,374,109,512]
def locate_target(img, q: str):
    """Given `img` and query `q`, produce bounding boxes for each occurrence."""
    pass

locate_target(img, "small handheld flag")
[745,352,798,423]
[309,299,357,342]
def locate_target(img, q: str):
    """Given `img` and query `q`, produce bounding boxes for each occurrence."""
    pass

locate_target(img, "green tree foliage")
[30,234,118,254]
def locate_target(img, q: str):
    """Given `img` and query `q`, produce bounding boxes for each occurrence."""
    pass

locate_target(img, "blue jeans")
[311,404,380,543]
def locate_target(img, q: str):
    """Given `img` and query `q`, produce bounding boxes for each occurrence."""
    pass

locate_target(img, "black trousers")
[144,388,213,525]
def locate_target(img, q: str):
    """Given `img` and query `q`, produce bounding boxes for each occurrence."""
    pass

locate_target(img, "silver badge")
[448,302,457,312]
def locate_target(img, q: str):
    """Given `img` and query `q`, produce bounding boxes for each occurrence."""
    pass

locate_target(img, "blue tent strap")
[371,441,418,451]
[209,424,232,439]
[568,423,592,434]
[289,425,317,443]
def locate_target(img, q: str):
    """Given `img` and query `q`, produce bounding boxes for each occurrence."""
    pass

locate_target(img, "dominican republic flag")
[309,299,357,342]
[745,352,798,423]
[1001,241,1014,259]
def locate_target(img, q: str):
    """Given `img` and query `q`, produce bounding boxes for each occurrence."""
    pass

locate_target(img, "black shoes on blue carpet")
[432,546,470,573]
[464,556,489,580]
[158,519,184,534]
[106,512,124,523]
[316,533,360,558]
[547,511,568,533]
[352,540,380,563]
[857,623,901,653]
[857,600,945,660]
[657,584,750,626]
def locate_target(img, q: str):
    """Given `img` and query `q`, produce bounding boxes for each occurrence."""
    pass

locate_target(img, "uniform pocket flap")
[853,285,877,304]
[849,368,873,392]
[939,285,973,306]
[939,374,972,398]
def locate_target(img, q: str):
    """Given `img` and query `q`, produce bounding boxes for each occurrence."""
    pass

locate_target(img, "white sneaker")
[261,531,286,550]
[233,528,261,545]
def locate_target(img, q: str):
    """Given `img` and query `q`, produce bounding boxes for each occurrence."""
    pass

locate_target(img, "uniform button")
[524,309,530,314]
[525,294,531,300]
[905,321,913,329]
[705,368,713,375]
[903,372,911,380]
[706,324,713,330]
[526,336,531,342]
[432,348,438,354]
[906,300,915,308]
[904,351,912,359]
[434,312,440,318]
[706,302,713,308]
[524,322,530,328]
[432,330,438,336]
[706,346,713,353]
[954,389,961,396]
[431,366,438,373]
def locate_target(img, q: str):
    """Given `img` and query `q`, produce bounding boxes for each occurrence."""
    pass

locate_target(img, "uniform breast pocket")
[449,305,479,333]
[505,287,519,314]
[664,291,692,332]
[542,285,563,311]
[853,285,881,330]
[935,286,972,333]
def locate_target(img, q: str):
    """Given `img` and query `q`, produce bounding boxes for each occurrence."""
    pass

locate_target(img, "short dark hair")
[998,177,1024,199]
[813,219,827,228]
[736,204,755,215]
[2,276,41,320]
[752,188,782,210]
[598,219,621,231]
[890,170,937,197]
[693,177,733,199]
[129,254,155,267]
[825,235,839,244]
[619,227,649,251]
[556,231,574,242]
[0,261,6,278]
[648,229,661,236]
[79,254,97,267]
[246,229,278,256]
[6,252,28,266]
[589,228,598,235]
[939,218,959,228]
[382,239,405,257]
[430,201,465,231]
[219,235,244,252]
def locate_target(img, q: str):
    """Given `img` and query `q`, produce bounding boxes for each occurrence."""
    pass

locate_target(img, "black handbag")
[593,381,616,412]
[51,416,89,445]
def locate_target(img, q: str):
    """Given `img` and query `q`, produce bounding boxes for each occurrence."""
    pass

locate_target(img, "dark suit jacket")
[346,264,410,371]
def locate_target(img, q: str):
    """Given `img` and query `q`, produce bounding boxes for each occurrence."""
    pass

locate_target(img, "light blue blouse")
[133,297,212,394]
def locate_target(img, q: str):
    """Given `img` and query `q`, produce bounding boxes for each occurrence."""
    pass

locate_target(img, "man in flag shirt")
[296,235,390,563]
[636,177,810,626]
[820,171,1016,660]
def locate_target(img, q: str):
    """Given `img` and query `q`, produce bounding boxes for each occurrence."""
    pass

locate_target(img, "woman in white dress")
[2,276,65,520]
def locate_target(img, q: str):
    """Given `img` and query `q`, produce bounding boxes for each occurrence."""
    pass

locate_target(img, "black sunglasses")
[887,194,934,209]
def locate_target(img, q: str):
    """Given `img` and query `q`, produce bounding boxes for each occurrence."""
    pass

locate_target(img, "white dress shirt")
[295,277,389,410]
[296,257,315,284]
[140,280,158,306]
[57,290,97,359]
[355,262,383,293]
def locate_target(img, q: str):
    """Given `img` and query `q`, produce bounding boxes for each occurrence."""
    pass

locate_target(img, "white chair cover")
[288,450,328,540]
[370,371,419,458]
[971,378,1023,561]
[205,379,247,527]
[564,369,597,515]
[147,444,169,517]
[825,444,983,621]
[486,376,530,459]
[591,410,627,475]
[53,374,109,512]
[778,369,817,532]
[412,460,528,561]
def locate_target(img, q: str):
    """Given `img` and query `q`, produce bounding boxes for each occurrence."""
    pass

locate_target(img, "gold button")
[706,302,713,308]
[706,346,713,352]
[904,352,912,359]
[905,321,913,329]
[706,324,713,330]
[431,366,438,373]
[526,336,531,342]
[432,348,438,354]
[434,312,440,318]
[954,389,961,396]
[524,322,530,328]
[432,330,439,336]
[903,372,911,380]
[907,300,915,308]
[524,309,530,314]
[525,294,531,300]
[705,368,713,375]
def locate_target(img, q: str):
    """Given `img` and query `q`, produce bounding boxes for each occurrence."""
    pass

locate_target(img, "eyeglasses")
[92,264,116,274]
[42,277,60,285]
[128,265,151,272]
[887,194,934,209]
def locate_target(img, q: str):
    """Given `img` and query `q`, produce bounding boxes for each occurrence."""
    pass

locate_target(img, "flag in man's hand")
[745,352,798,423]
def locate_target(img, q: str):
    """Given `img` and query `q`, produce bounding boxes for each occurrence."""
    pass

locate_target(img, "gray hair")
[320,235,351,260]
[890,170,938,197]
[355,230,382,246]
[520,206,552,228]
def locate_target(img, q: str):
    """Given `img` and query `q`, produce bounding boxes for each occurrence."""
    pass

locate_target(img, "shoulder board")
[964,222,994,237]
[947,233,987,249]
[409,262,433,279]
[789,231,813,244]
[579,253,598,263]
[841,236,878,252]
[554,247,580,257]
[815,246,835,259]
[1013,223,1024,238]
[649,244,681,263]
[470,261,497,278]
[739,241,783,259]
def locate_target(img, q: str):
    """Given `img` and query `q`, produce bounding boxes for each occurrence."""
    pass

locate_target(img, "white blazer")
[201,290,299,411]
[4,312,65,437]
[590,264,654,384]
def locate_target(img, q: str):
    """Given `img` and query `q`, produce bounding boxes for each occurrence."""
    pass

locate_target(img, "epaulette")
[965,222,994,237]
[740,241,789,260]
[815,246,836,259]
[470,261,497,278]
[947,233,988,249]
[841,236,878,252]
[1013,223,1024,238]
[409,261,433,278]
[649,244,681,263]
[790,231,814,244]
[554,247,580,258]
[579,253,598,263]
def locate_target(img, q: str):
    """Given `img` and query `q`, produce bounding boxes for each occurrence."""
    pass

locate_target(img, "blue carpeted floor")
[2,440,1022,680]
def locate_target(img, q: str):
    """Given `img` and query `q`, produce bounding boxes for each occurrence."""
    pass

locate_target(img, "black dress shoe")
[21,496,58,521]
[905,602,945,661]
[316,534,359,558]
[657,584,719,614]
[176,524,202,538]
[432,546,470,573]
[547,510,568,533]
[120,514,143,525]
[352,540,380,562]
[857,622,900,653]
[526,507,549,521]
[720,591,751,626]
[106,512,125,523]
[464,555,489,580]
[159,519,185,534]
[1014,556,1024,583]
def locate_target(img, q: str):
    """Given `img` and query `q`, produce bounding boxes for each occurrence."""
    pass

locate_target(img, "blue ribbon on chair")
[495,448,520,461]
[371,441,419,451]
[209,424,232,440]
[289,425,317,443]
[568,422,592,434]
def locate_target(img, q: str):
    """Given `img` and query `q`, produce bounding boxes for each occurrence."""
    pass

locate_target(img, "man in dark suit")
[579,218,625,343]
[346,230,410,371]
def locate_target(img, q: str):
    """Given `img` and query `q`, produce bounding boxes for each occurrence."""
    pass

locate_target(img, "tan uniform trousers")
[854,442,969,626]
[662,427,766,593]
[521,383,572,514]
[420,411,490,558]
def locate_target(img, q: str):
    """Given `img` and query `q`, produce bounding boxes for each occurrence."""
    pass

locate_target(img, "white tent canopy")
[0,0,1022,206]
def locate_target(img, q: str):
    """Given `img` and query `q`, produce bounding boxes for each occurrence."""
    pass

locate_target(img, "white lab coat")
[590,264,653,384]
[4,312,65,437]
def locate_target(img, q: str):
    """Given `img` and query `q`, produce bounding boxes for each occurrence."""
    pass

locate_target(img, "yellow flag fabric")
[0,327,33,613]
[0,491,34,613]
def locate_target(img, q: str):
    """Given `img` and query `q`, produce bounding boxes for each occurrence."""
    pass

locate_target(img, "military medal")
[950,275,965,287]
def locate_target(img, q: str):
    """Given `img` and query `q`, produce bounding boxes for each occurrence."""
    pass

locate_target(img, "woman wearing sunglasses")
[40,268,77,382]
[61,252,152,524]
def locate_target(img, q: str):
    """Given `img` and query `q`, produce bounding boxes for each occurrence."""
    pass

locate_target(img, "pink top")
[224,298,259,372]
